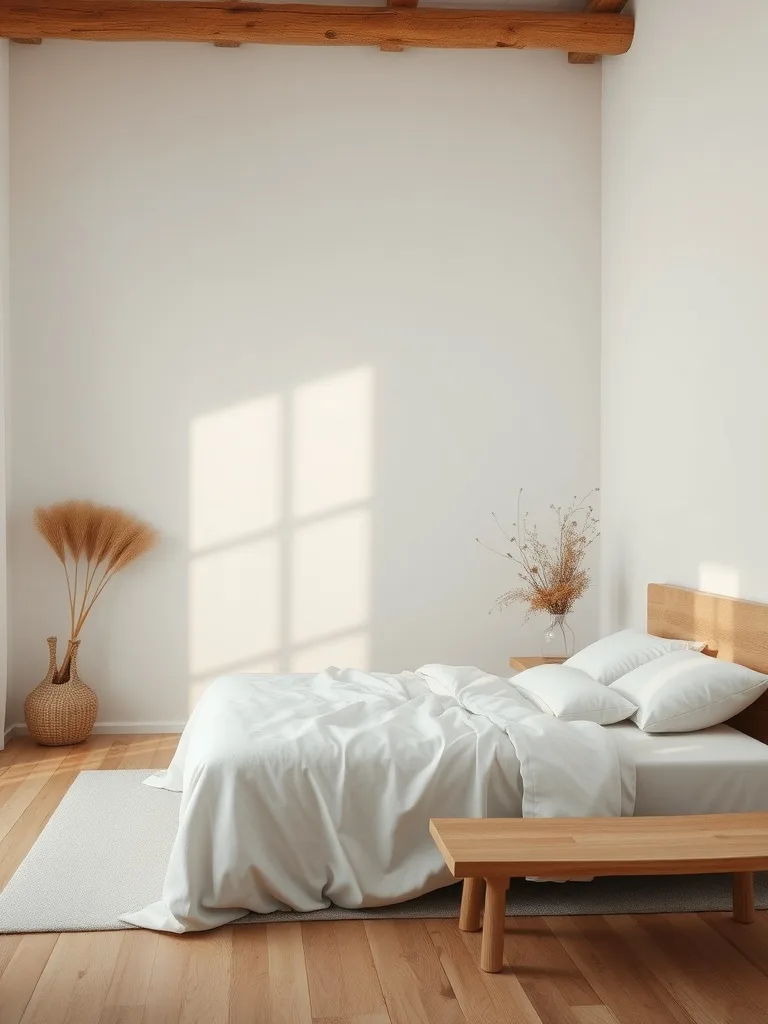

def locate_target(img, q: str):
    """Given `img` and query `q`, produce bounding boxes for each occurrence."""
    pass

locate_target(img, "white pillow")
[564,629,706,686]
[609,649,768,733]
[511,664,638,726]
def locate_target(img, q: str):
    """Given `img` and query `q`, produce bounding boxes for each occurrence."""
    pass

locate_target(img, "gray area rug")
[1,770,765,933]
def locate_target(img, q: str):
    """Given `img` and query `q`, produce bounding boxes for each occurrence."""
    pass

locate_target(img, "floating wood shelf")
[0,2,635,53]
[569,0,629,63]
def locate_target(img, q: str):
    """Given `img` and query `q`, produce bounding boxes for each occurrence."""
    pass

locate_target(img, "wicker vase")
[24,638,98,746]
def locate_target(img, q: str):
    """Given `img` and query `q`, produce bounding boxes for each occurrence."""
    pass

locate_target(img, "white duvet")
[122,665,635,933]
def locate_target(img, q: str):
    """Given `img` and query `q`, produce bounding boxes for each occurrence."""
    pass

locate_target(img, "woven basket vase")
[24,637,98,746]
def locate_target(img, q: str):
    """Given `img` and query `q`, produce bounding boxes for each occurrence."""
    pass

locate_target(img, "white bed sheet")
[608,722,768,816]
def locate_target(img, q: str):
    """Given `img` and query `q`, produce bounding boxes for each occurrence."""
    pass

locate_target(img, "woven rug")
[1,770,765,933]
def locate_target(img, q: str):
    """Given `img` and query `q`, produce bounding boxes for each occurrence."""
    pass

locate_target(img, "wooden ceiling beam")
[568,0,629,63]
[380,0,416,52]
[0,2,634,53]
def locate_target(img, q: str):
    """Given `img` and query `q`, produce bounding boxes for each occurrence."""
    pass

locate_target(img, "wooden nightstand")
[508,656,566,672]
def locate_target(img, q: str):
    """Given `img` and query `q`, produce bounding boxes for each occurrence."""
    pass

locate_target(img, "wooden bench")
[429,813,768,973]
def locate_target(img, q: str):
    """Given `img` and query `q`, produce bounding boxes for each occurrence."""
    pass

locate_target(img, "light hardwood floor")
[2,735,768,1024]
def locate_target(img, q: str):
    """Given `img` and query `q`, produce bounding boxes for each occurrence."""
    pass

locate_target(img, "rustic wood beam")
[0,2,634,53]
[568,0,629,63]
[381,0,416,49]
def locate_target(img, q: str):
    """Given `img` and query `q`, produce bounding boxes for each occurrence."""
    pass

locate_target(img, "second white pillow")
[609,649,768,733]
[511,664,638,725]
[564,629,706,685]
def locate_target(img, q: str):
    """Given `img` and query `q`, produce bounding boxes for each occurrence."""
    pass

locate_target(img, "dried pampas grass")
[478,488,599,620]
[34,500,158,681]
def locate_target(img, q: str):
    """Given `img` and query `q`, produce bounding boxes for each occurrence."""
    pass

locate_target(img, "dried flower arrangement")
[477,488,600,624]
[34,500,159,682]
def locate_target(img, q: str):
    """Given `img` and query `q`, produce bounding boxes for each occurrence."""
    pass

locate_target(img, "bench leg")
[459,877,485,932]
[733,872,755,924]
[480,876,509,973]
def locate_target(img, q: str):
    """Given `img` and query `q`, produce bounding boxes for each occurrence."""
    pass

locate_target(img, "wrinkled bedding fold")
[122,665,635,933]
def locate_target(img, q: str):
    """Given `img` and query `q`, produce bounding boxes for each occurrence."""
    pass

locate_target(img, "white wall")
[8,43,601,728]
[0,41,7,742]
[601,0,768,630]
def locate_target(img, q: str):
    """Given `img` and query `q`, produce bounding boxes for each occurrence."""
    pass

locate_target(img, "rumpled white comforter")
[122,665,635,933]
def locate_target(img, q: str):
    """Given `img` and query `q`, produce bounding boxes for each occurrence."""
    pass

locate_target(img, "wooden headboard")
[647,584,768,744]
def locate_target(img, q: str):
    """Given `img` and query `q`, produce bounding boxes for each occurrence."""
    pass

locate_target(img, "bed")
[122,583,768,933]
[610,723,768,816]
[608,583,768,815]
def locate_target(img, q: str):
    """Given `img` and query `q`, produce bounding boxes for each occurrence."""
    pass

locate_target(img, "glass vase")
[541,614,575,660]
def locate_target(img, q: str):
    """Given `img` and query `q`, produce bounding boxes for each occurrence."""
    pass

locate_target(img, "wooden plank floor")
[2,735,768,1023]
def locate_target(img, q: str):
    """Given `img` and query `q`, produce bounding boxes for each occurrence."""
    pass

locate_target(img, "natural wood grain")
[702,909,768,976]
[18,931,124,1024]
[0,745,72,836]
[142,934,193,1024]
[0,2,635,52]
[518,981,586,1024]
[573,1007,622,1024]
[0,934,58,1024]
[432,814,768,974]
[427,918,544,1024]
[229,924,270,1023]
[547,916,696,1024]
[98,1007,144,1024]
[734,872,756,924]
[149,734,179,770]
[266,923,313,1024]
[608,912,768,1024]
[670,913,768,1017]
[303,920,388,1020]
[115,735,162,769]
[509,656,566,672]
[458,876,484,932]
[102,930,159,1013]
[480,877,508,973]
[2,735,768,1023]
[568,0,628,62]
[647,583,768,743]
[430,813,768,877]
[497,915,601,1007]
[179,928,232,1023]
[582,0,630,9]
[365,919,464,1024]
[0,933,22,977]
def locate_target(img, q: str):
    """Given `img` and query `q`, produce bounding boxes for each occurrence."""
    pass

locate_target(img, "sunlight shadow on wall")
[292,367,373,519]
[189,537,281,675]
[698,563,739,598]
[190,394,282,551]
[188,365,374,712]
[291,509,370,646]
[694,564,739,668]
[290,631,369,674]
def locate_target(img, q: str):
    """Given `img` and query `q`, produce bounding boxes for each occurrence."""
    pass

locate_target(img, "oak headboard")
[647,583,768,744]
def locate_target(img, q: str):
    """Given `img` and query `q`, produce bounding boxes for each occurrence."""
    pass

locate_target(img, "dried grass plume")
[34,500,159,681]
[477,488,599,620]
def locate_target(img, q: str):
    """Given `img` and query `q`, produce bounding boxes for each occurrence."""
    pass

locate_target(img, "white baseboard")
[5,721,185,740]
